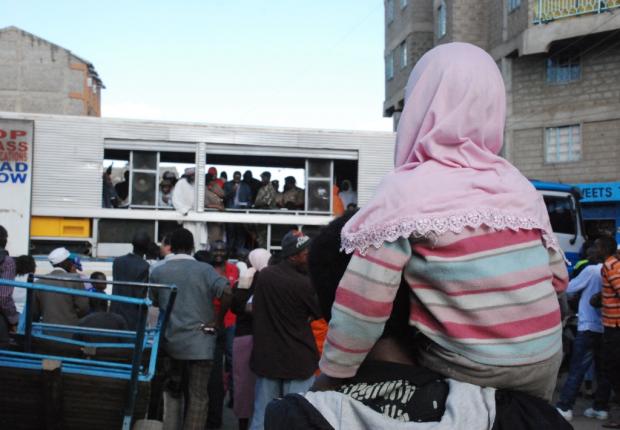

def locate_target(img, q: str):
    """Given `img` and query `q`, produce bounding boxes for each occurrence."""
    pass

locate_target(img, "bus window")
[543,195,576,235]
[307,180,330,212]
[103,149,195,210]
[98,219,155,243]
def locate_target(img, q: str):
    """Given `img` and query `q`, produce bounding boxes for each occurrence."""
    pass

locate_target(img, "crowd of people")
[5,41,620,430]
[102,165,358,215]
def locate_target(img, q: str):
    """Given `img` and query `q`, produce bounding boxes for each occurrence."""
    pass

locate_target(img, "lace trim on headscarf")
[340,207,561,256]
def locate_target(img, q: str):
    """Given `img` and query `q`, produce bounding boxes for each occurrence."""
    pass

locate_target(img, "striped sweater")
[602,254,620,328]
[320,227,568,378]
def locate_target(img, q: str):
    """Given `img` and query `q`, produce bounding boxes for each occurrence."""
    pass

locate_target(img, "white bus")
[0,112,394,265]
[0,112,585,277]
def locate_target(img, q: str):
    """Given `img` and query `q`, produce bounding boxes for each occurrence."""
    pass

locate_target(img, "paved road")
[568,398,619,430]
[553,372,618,430]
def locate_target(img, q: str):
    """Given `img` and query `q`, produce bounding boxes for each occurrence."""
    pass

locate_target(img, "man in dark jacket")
[224,171,253,253]
[249,230,321,430]
[110,232,150,330]
[243,170,262,203]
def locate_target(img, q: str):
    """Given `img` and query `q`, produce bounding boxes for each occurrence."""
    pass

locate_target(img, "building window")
[438,1,447,38]
[545,125,581,163]
[387,0,395,23]
[386,51,394,80]
[399,41,407,69]
[400,0,408,9]
[508,0,521,12]
[385,51,394,81]
[547,55,581,84]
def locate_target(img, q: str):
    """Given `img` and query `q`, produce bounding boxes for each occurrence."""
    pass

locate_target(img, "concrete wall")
[384,0,434,123]
[509,37,620,183]
[0,27,101,116]
[447,0,489,49]
[512,119,620,183]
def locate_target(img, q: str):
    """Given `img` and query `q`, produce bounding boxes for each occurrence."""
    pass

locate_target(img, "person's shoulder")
[114,253,132,263]
[604,255,620,271]
[150,262,165,278]
[258,263,278,275]
[265,394,333,430]
[193,260,219,276]
[583,263,603,275]
[226,261,240,275]
[2,254,15,266]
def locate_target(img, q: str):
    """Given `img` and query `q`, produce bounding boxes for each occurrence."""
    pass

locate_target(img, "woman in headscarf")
[316,43,568,402]
[231,248,271,430]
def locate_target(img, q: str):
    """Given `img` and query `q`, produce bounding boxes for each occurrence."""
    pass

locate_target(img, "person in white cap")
[31,247,89,328]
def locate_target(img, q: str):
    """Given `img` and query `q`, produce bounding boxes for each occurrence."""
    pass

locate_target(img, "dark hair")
[55,259,76,272]
[132,232,152,255]
[146,242,161,260]
[579,239,594,259]
[236,247,250,261]
[161,234,172,247]
[308,215,352,321]
[171,228,194,254]
[308,212,413,340]
[268,253,281,266]
[194,250,211,264]
[90,271,106,281]
[15,255,35,276]
[0,225,7,248]
[598,236,618,258]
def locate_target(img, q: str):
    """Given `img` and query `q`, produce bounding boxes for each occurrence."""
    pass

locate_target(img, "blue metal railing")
[0,276,176,430]
[535,0,620,23]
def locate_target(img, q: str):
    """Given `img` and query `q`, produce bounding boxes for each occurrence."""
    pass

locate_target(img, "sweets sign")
[0,119,34,255]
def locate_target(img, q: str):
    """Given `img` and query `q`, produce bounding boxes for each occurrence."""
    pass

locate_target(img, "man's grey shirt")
[150,255,228,360]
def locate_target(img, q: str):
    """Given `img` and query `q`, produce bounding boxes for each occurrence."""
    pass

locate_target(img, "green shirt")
[151,255,228,360]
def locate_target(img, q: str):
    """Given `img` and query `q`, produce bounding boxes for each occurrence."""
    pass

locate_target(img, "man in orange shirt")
[600,237,620,429]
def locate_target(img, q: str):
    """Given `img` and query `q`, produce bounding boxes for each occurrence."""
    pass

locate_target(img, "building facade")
[0,26,104,117]
[384,1,620,239]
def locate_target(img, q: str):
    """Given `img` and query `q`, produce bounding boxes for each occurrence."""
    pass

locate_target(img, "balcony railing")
[535,0,620,23]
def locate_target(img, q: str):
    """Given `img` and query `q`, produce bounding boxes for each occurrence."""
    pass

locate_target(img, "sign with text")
[0,119,34,256]
[578,182,620,203]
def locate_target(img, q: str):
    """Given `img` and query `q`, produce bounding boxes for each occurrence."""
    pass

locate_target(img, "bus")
[532,180,586,269]
[0,112,585,275]
[0,112,394,265]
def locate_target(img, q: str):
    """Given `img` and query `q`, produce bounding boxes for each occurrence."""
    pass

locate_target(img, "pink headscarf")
[248,248,271,272]
[341,43,557,254]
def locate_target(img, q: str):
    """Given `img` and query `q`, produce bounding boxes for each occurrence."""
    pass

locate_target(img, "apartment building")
[0,26,104,116]
[384,1,620,238]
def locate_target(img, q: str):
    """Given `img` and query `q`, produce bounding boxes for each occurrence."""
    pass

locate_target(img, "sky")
[0,0,393,132]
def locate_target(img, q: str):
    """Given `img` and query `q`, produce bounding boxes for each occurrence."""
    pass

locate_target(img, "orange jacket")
[311,318,329,375]
[332,186,345,216]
